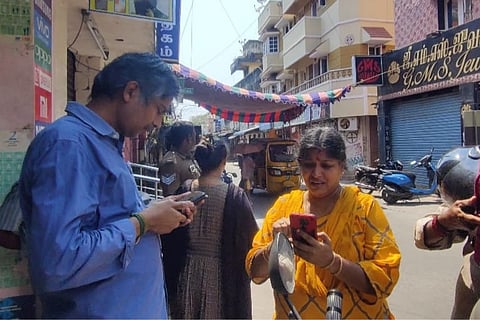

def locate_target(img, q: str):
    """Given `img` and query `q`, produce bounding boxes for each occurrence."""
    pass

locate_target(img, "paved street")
[226,161,462,319]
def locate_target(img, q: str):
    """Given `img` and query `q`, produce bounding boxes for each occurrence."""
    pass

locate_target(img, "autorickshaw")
[236,139,301,194]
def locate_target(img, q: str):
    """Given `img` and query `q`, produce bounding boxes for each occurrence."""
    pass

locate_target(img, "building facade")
[378,0,480,186]
[0,0,159,201]
[255,0,395,172]
[0,1,161,315]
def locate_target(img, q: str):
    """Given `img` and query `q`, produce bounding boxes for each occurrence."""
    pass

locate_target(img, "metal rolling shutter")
[389,91,462,187]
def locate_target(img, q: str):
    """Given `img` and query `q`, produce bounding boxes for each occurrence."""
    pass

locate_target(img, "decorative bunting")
[169,63,351,123]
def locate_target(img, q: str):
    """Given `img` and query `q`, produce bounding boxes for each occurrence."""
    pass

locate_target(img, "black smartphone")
[181,191,208,205]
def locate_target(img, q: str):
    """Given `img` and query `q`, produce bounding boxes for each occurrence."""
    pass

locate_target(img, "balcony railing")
[258,0,283,33]
[284,68,352,95]
[129,162,162,200]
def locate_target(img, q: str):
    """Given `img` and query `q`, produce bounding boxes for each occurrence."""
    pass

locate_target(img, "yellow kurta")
[246,186,401,319]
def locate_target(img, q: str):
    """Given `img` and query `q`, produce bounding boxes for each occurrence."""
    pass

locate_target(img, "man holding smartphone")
[18,53,197,319]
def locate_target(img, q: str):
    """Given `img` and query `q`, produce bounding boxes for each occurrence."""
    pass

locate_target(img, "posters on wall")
[0,249,34,319]
[0,0,30,36]
[0,130,30,202]
[0,129,32,318]
[33,0,52,135]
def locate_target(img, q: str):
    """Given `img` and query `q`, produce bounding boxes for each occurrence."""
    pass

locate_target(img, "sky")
[177,0,262,120]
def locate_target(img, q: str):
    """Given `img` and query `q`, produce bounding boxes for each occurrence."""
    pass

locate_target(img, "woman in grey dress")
[162,140,258,319]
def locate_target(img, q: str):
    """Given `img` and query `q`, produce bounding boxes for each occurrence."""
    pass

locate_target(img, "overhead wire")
[68,13,85,49]
[217,0,241,39]
[195,18,257,71]
[180,0,194,42]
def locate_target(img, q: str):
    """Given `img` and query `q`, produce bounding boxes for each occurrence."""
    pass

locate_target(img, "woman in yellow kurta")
[246,127,401,319]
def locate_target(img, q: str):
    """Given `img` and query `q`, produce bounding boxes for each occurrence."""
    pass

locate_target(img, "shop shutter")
[389,90,462,187]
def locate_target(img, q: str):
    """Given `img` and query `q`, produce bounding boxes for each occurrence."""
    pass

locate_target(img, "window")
[438,0,466,30]
[315,57,328,75]
[309,58,327,78]
[311,0,317,16]
[270,84,278,94]
[318,0,326,6]
[368,45,382,55]
[269,144,297,162]
[308,64,314,79]
[264,36,279,54]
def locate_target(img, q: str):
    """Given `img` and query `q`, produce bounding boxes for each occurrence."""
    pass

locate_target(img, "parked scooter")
[381,148,437,204]
[221,170,237,184]
[354,159,403,194]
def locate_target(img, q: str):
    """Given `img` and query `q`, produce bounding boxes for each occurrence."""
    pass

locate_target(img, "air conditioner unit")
[338,117,358,131]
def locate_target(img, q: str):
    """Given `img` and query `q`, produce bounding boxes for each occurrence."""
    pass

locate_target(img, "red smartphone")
[289,213,317,242]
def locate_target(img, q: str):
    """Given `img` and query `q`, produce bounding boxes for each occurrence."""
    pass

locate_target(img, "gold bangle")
[332,255,344,276]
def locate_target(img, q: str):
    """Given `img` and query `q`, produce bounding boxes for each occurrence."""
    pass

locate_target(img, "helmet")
[437,147,479,203]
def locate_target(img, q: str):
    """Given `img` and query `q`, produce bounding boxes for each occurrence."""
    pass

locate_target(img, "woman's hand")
[272,217,291,238]
[292,231,335,267]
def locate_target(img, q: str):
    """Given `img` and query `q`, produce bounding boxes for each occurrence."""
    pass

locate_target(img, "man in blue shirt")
[19,52,197,318]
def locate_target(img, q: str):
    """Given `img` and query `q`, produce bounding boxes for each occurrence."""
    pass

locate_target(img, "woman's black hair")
[194,141,228,175]
[165,121,195,150]
[298,127,346,163]
[90,52,179,103]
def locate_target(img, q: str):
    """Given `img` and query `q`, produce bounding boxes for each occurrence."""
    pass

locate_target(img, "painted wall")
[0,35,34,201]
[394,0,480,48]
[0,36,34,132]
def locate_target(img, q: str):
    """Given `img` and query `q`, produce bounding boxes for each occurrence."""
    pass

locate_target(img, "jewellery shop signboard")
[380,17,480,97]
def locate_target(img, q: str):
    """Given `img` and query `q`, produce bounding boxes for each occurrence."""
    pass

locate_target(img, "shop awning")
[170,64,351,123]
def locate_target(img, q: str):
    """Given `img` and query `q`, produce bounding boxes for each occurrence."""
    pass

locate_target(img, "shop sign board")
[33,0,52,135]
[381,17,480,95]
[89,0,177,24]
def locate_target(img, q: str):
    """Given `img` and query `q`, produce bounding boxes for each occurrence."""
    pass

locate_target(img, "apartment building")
[257,0,395,171]
[378,0,480,186]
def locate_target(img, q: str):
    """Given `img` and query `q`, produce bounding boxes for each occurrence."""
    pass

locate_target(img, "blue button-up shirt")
[19,102,167,318]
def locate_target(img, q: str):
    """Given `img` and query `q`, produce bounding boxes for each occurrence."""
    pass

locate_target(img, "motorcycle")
[380,148,437,204]
[354,159,403,194]
[221,170,237,184]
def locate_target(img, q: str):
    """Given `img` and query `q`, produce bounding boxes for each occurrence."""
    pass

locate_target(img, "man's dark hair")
[165,121,195,150]
[90,52,179,103]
